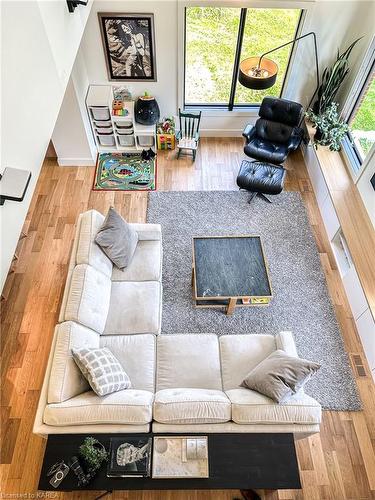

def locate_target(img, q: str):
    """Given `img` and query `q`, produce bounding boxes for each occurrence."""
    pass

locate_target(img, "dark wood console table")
[38,433,300,498]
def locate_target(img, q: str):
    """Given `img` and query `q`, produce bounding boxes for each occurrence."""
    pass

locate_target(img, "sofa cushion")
[100,334,156,392]
[43,390,153,426]
[64,264,111,334]
[72,347,132,396]
[219,334,277,391]
[156,334,222,391]
[48,322,99,404]
[227,388,321,425]
[241,350,320,403]
[154,388,231,424]
[76,210,113,277]
[111,240,162,282]
[103,281,161,335]
[95,207,138,270]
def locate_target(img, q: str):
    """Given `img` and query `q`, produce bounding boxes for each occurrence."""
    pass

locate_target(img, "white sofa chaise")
[34,209,321,437]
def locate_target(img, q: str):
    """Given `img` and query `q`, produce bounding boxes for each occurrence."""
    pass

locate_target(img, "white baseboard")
[200,129,243,137]
[57,157,96,167]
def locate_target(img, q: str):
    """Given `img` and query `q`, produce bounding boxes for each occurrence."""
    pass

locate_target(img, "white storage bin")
[90,106,111,121]
[95,126,113,134]
[117,135,135,147]
[115,121,133,130]
[116,127,134,135]
[94,120,112,128]
[137,135,155,147]
[97,133,115,146]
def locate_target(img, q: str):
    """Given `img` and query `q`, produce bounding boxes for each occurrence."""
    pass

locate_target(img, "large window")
[184,7,302,109]
[347,67,375,165]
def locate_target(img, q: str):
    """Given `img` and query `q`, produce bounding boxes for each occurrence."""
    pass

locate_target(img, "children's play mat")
[93,153,156,191]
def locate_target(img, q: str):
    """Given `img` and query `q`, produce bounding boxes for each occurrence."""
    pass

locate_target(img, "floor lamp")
[238,32,320,112]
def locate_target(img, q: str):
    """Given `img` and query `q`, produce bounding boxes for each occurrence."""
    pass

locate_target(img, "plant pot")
[134,96,160,125]
[314,128,323,141]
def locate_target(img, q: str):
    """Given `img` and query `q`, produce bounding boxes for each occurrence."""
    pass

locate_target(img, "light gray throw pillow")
[95,207,138,269]
[72,347,131,396]
[241,350,320,403]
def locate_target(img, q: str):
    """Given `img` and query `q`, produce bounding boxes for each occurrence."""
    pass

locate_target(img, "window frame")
[182,6,303,110]
[342,37,375,180]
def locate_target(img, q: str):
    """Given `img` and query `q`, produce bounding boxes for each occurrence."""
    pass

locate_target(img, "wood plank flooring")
[1,138,375,499]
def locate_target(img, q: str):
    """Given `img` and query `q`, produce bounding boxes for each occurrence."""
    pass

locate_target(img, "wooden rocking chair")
[176,108,202,161]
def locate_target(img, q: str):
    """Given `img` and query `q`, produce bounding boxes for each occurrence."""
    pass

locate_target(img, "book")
[107,437,152,478]
[152,436,209,478]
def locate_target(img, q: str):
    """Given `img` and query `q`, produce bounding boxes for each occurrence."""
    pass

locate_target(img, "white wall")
[52,77,96,166]
[286,1,375,110]
[0,0,92,291]
[79,0,178,118]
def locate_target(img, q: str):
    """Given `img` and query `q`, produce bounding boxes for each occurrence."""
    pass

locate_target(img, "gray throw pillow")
[95,207,138,269]
[241,350,320,403]
[72,347,131,397]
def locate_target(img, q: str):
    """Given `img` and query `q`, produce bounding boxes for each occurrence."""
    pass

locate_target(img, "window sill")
[184,106,260,118]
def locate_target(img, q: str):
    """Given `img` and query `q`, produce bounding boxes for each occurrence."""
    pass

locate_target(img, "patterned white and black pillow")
[72,347,131,396]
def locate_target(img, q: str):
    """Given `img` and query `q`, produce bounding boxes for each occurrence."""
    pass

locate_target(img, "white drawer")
[304,144,329,209]
[321,195,340,240]
[356,308,375,371]
[342,266,369,320]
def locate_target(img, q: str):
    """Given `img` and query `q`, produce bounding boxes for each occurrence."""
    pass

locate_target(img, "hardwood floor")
[1,138,375,499]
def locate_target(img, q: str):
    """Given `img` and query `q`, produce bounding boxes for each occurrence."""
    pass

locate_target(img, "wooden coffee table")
[192,236,272,315]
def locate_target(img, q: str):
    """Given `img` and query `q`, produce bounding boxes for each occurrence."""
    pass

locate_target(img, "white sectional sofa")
[34,210,321,437]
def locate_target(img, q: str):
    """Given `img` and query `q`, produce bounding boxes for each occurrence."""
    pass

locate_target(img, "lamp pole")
[257,32,320,111]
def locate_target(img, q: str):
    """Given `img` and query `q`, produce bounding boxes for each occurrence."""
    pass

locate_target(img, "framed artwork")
[98,13,157,82]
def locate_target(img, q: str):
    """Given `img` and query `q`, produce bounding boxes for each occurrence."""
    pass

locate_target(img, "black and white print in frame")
[98,13,157,82]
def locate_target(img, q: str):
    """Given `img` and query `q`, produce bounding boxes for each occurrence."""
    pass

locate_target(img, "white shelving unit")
[302,139,375,380]
[86,85,156,153]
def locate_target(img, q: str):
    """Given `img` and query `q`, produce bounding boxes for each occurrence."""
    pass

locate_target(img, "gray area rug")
[147,191,362,411]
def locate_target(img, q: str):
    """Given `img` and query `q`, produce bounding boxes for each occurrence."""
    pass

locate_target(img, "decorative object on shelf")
[79,437,108,477]
[98,13,157,81]
[239,32,320,112]
[306,102,350,151]
[157,117,176,150]
[313,38,361,114]
[66,0,88,13]
[107,437,152,478]
[93,152,156,191]
[0,167,31,206]
[152,436,209,478]
[134,92,160,125]
[113,86,132,101]
[176,108,201,161]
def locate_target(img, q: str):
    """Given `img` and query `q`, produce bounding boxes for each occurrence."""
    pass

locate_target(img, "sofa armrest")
[130,223,162,241]
[33,328,59,437]
[275,331,298,357]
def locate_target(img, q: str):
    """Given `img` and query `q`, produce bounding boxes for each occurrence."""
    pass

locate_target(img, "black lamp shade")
[239,57,278,90]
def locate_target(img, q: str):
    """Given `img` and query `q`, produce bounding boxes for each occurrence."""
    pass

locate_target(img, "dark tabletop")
[38,433,300,492]
[193,236,271,298]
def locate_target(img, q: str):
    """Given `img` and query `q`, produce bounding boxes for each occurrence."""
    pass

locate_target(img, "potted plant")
[79,437,108,476]
[313,37,361,114]
[306,102,349,151]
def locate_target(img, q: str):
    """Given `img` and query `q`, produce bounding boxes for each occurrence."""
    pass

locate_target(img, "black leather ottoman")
[237,160,286,203]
